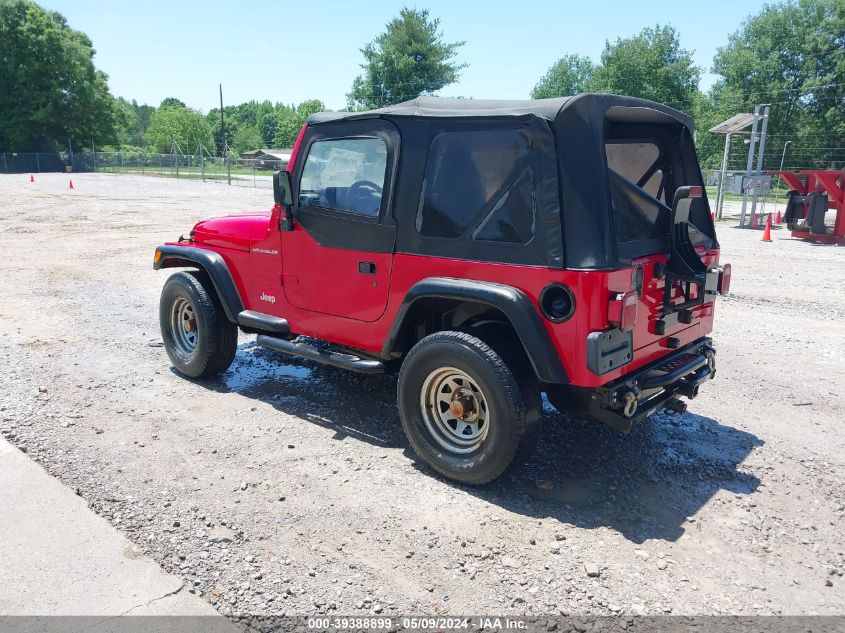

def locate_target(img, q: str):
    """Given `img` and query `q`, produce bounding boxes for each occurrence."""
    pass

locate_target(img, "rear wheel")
[398,330,541,485]
[159,271,237,378]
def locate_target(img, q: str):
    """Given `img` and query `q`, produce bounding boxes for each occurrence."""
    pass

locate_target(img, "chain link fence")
[1,151,285,188]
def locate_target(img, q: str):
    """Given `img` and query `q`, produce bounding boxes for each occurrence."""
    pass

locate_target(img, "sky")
[39,0,771,113]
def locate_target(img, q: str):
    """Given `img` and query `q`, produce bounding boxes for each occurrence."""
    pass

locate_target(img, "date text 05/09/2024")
[307,617,527,630]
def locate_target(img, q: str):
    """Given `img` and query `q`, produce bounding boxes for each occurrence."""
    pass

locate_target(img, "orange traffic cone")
[68,179,74,189]
[761,214,772,242]
[775,210,782,224]
[29,174,34,182]
[750,212,759,229]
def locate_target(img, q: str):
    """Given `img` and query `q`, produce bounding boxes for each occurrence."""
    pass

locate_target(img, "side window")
[417,129,531,238]
[298,137,387,217]
[473,167,535,244]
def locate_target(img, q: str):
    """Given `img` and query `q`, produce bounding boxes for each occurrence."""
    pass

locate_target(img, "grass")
[89,163,273,181]
[705,185,790,203]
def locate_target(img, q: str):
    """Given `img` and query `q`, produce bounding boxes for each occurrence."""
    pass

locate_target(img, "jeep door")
[280,120,399,322]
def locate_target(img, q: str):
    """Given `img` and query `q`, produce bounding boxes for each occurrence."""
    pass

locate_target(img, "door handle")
[358,261,376,275]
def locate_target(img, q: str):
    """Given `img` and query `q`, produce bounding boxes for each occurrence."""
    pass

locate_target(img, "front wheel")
[159,271,238,378]
[398,331,541,485]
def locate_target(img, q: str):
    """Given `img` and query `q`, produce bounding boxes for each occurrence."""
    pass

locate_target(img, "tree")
[114,97,155,148]
[347,8,466,110]
[273,105,298,149]
[258,111,277,147]
[589,25,701,113]
[531,54,594,99]
[207,105,238,155]
[274,100,327,148]
[232,125,262,154]
[114,98,141,147]
[0,0,117,151]
[707,0,845,169]
[159,97,186,110]
[144,103,213,153]
[135,102,155,136]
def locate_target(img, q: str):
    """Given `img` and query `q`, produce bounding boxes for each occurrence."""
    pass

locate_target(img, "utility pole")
[172,138,179,178]
[219,83,226,156]
[715,133,731,220]
[220,83,231,185]
[777,140,792,190]
[740,105,761,227]
[749,104,770,226]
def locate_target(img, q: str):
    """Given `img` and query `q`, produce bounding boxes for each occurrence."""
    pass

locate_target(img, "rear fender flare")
[153,245,244,323]
[383,277,569,384]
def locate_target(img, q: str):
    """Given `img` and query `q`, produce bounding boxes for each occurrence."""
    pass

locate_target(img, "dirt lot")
[1,173,844,618]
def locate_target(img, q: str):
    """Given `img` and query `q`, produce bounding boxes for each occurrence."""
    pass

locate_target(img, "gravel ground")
[1,173,843,619]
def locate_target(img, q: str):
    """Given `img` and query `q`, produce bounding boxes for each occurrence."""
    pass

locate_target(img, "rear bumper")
[549,337,716,433]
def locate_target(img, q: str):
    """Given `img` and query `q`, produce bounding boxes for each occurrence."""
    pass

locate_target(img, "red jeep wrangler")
[154,94,730,484]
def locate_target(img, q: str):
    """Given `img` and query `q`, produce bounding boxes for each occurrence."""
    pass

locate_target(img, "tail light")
[608,290,639,332]
[719,263,732,295]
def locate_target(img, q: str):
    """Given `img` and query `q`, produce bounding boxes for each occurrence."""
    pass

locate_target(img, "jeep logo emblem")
[260,292,276,304]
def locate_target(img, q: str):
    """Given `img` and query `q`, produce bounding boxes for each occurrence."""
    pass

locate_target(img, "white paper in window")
[322,148,364,187]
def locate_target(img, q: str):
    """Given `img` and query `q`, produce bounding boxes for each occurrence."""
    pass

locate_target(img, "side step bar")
[257,335,385,374]
[237,310,290,335]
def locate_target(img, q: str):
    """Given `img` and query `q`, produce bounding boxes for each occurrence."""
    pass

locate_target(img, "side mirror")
[273,170,293,206]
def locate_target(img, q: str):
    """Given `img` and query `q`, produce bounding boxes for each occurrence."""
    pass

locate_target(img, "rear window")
[417,128,534,241]
[606,141,669,251]
[606,141,665,203]
[605,138,712,257]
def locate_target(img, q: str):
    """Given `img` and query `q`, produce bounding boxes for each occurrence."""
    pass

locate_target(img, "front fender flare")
[382,277,569,384]
[153,245,244,323]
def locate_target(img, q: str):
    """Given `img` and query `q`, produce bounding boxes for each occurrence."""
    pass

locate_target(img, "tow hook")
[622,389,639,418]
[704,349,716,379]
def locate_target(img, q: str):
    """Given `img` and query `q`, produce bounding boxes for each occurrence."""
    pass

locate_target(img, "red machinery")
[778,169,845,245]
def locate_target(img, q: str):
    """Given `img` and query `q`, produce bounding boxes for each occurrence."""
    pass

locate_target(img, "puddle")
[222,348,313,392]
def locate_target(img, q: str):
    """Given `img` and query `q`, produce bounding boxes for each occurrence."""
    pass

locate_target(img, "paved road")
[0,437,232,622]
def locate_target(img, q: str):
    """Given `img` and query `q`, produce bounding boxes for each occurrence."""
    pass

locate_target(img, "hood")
[191,212,270,252]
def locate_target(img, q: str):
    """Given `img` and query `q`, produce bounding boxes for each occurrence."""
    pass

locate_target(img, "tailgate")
[630,250,720,351]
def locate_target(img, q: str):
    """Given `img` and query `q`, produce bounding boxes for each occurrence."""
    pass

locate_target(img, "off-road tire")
[398,330,542,485]
[159,271,237,378]
[478,331,543,465]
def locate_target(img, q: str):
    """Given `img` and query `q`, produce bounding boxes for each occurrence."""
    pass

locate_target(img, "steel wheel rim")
[170,296,198,357]
[420,367,489,454]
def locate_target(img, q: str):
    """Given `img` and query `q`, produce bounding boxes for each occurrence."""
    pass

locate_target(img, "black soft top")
[306,94,693,130]
[302,94,708,270]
